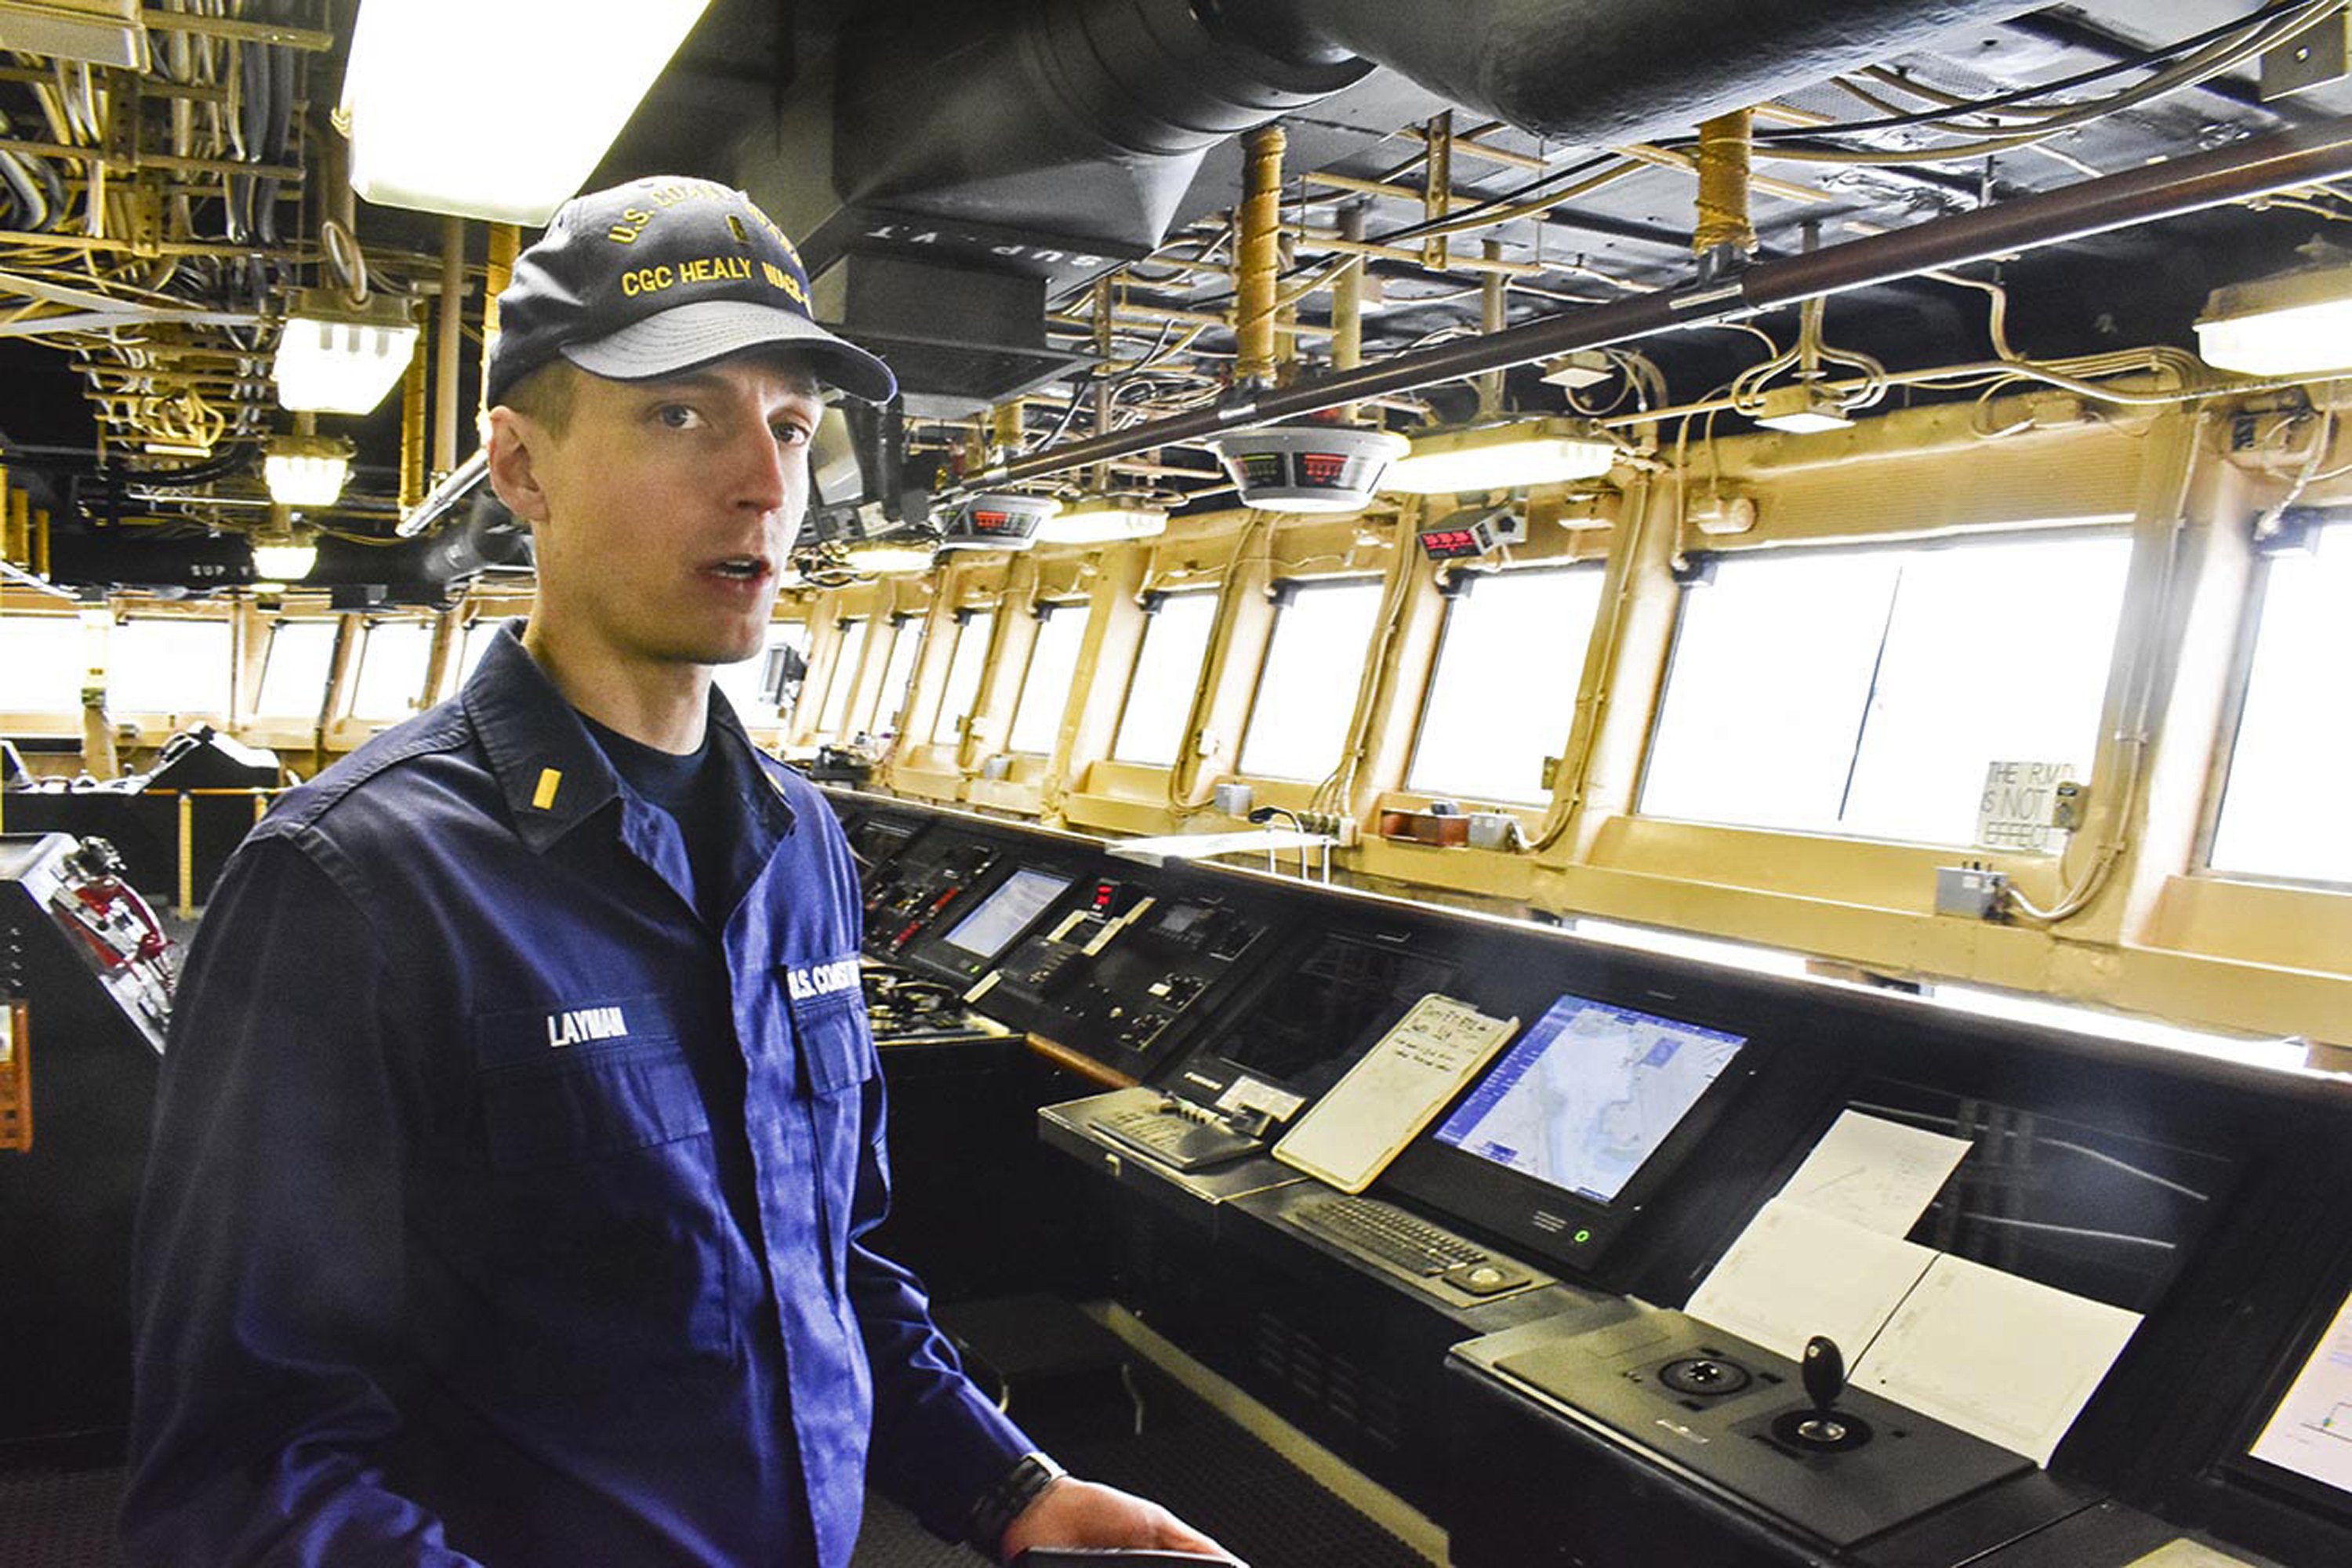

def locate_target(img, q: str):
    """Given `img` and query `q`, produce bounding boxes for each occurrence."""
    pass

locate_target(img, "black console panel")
[827,789,2352,1568]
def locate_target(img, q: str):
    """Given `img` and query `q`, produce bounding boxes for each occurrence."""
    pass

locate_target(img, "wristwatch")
[967,1450,1069,1557]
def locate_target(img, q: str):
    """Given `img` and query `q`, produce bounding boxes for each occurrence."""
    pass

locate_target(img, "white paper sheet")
[1851,1252,2143,1465]
[1777,1110,1972,1236]
[1685,1198,1938,1363]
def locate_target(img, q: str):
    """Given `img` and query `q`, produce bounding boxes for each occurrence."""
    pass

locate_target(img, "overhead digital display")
[1433,992,1748,1205]
[939,869,1072,960]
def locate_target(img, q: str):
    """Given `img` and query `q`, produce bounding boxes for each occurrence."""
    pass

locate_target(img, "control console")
[983,883,1269,1074]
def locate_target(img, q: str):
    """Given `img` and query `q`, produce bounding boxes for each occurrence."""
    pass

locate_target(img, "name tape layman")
[124,176,1234,1567]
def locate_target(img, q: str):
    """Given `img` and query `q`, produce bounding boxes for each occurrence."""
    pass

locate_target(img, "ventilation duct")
[744,0,2044,413]
[1215,0,2050,148]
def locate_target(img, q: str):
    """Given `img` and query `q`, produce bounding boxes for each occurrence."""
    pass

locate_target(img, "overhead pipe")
[978,115,2352,486]
[1693,108,1758,274]
[1234,124,1287,386]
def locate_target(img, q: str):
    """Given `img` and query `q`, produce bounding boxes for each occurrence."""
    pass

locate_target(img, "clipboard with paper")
[1274,994,1520,1193]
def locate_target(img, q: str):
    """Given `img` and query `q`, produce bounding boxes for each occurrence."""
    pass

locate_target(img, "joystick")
[1769,1333,1873,1452]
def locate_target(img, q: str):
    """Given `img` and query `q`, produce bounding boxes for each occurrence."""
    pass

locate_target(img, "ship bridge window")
[255,620,338,718]
[2209,517,2352,885]
[0,615,84,713]
[815,619,869,737]
[112,618,230,717]
[1410,564,1606,804]
[348,621,432,721]
[1112,590,1218,767]
[447,618,510,698]
[711,622,808,727]
[929,609,996,745]
[867,615,924,736]
[1240,577,1385,782]
[1007,601,1087,755]
[1640,531,2132,845]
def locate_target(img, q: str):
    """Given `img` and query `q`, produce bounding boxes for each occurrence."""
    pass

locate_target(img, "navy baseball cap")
[487,176,896,407]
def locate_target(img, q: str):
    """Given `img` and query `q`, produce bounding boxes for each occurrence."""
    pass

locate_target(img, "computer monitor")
[2242,1279,2352,1512]
[1385,989,1756,1274]
[940,869,1073,963]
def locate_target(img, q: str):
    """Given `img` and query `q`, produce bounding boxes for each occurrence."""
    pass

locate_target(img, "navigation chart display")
[1433,992,1748,1205]
[2251,1283,2352,1499]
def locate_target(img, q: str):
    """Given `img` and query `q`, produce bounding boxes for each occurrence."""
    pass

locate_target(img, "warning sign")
[1977,760,2076,853]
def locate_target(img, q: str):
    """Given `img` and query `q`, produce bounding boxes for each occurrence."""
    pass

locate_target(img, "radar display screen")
[940,869,1073,960]
[1433,992,1748,1205]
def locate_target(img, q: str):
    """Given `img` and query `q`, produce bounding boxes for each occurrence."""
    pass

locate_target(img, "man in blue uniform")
[123,176,1232,1567]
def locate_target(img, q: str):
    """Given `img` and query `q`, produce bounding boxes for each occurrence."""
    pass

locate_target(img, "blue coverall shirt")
[123,625,1033,1566]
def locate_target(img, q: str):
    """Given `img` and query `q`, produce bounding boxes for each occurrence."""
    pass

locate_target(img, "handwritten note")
[1274,995,1519,1194]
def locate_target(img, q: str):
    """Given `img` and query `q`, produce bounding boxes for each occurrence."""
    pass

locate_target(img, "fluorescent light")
[2197,264,2352,377]
[341,0,713,223]
[844,542,937,575]
[251,542,319,581]
[264,451,350,505]
[1039,497,1168,545]
[274,290,419,414]
[1751,383,1853,434]
[1381,417,1618,495]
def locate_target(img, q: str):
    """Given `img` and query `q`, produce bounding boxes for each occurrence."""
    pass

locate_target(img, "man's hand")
[996,1475,1241,1565]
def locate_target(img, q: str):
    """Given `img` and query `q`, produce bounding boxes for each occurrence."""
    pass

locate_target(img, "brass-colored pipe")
[34,507,49,579]
[478,223,519,428]
[176,793,195,920]
[1624,139,1822,206]
[1235,123,1285,386]
[1693,111,1761,258]
[399,336,428,510]
[434,215,466,478]
[5,486,27,567]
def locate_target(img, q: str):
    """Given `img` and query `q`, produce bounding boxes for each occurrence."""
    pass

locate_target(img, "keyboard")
[1093,1101,1262,1171]
[1289,1195,1530,1295]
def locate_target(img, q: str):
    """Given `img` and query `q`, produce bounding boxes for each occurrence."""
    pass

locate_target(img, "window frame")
[928,608,997,746]
[2194,518,2352,893]
[815,617,869,737]
[1236,574,1387,783]
[1406,561,1607,805]
[1109,588,1221,767]
[1632,524,2135,850]
[1007,600,1088,757]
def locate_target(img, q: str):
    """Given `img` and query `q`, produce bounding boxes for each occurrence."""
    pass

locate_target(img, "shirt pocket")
[787,989,880,1295]
[470,1004,733,1365]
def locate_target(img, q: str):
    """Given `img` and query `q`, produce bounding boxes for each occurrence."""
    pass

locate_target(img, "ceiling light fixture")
[1751,383,1854,435]
[843,540,938,575]
[1037,495,1169,545]
[340,0,713,223]
[2196,263,2352,377]
[263,434,355,507]
[1381,417,1619,495]
[274,289,421,415]
[249,521,318,583]
[1206,425,1408,513]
